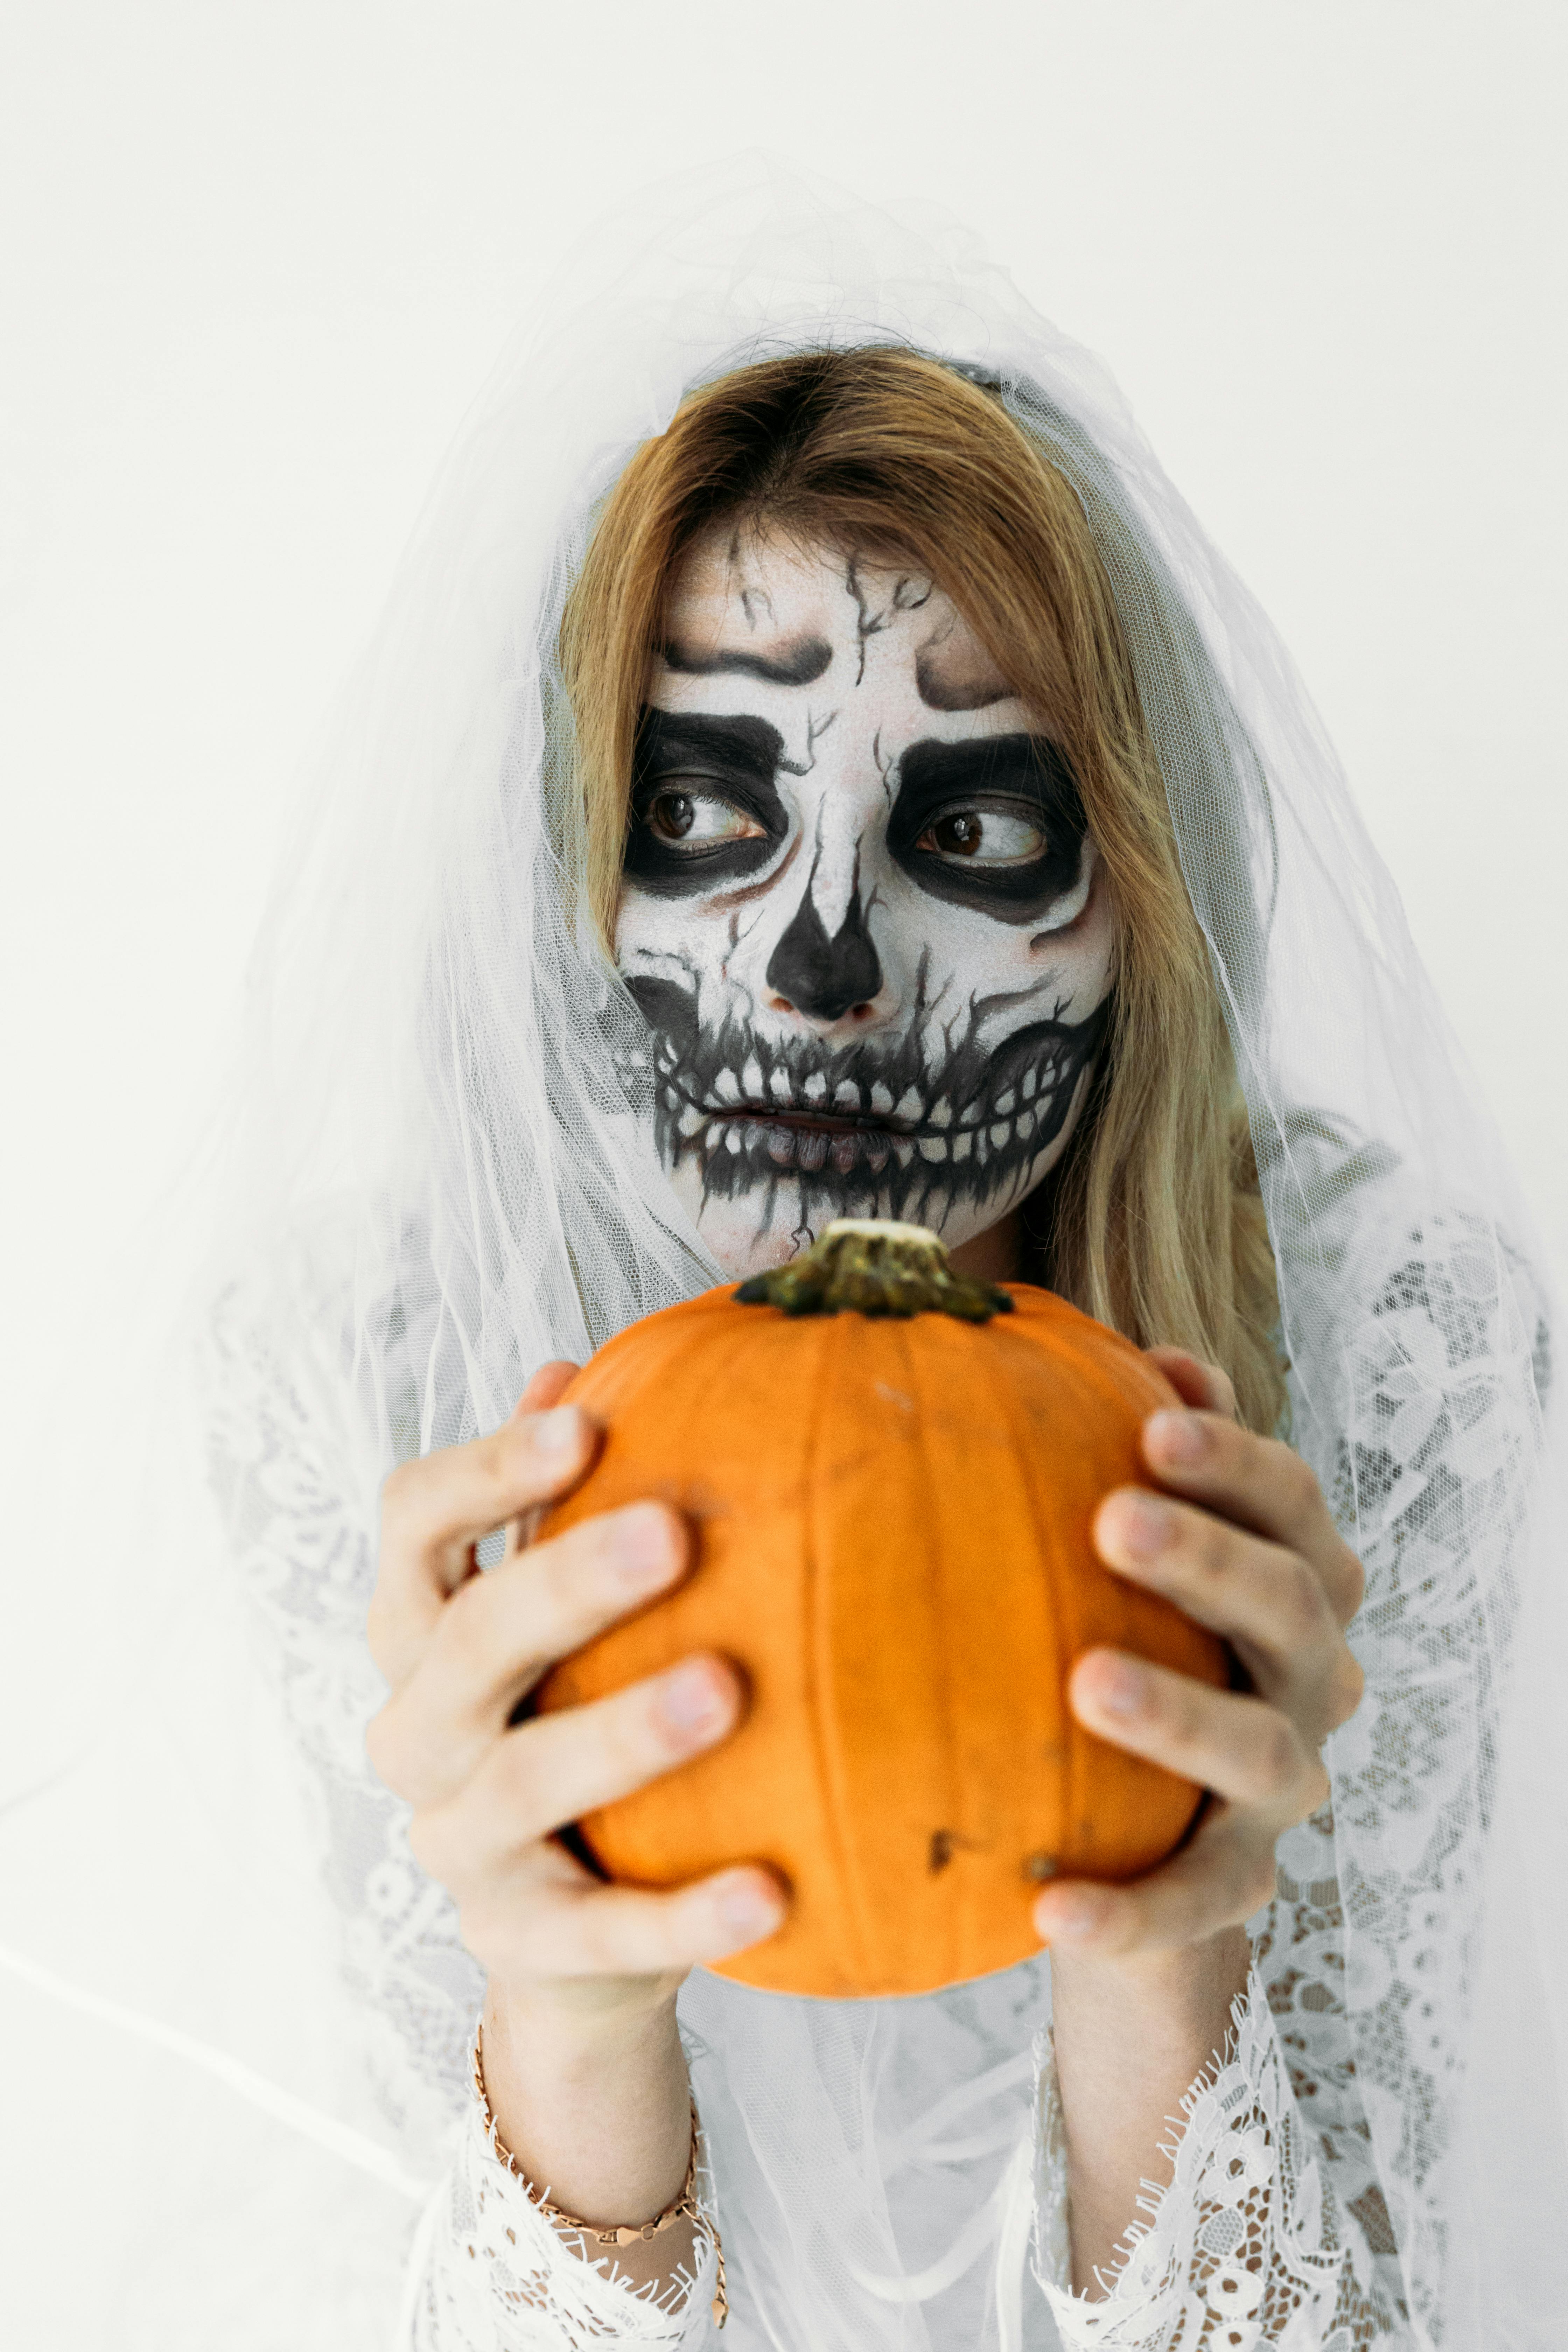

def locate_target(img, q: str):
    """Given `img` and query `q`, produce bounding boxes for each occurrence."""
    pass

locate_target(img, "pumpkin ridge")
[903,1314,961,1990]
[989,1329,1068,1939]
[802,1311,875,1994]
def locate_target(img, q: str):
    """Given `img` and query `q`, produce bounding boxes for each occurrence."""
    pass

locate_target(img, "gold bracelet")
[472,2023,728,2329]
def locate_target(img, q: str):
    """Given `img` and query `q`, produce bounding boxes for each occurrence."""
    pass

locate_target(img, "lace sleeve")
[406,2077,721,2351]
[202,1268,722,2349]
[1029,1972,1399,2349]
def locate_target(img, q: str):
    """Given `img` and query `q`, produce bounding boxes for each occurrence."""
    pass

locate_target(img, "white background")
[1,3,1564,2338]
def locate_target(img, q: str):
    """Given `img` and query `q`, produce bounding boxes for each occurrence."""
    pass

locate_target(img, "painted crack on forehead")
[842,554,931,687]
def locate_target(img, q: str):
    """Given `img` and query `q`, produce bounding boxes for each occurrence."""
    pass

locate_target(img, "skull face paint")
[614,525,1118,1275]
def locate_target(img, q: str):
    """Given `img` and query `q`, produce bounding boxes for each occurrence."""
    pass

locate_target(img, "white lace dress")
[206,1224,1538,2351]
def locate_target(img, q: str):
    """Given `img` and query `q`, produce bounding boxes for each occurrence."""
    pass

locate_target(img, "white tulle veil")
[2,160,1563,2351]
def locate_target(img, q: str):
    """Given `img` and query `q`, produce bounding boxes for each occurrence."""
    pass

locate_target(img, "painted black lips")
[621,974,1110,1218]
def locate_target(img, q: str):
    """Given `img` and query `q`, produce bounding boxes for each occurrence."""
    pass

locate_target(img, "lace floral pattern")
[1284,1214,1548,2343]
[1032,1973,1397,2349]
[407,2085,719,2351]
[204,1272,484,2161]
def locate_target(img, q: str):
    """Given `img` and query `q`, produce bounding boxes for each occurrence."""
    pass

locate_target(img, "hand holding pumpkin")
[364,1360,786,2232]
[1035,1346,1366,1962]
[364,1359,786,2002]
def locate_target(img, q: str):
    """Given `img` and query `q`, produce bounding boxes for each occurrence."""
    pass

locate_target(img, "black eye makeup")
[624,709,790,896]
[887,735,1089,922]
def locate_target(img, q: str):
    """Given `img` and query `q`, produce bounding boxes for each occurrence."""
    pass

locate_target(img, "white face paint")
[614,524,1118,1276]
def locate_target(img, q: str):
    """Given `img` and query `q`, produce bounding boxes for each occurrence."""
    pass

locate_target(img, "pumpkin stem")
[735,1219,1015,1322]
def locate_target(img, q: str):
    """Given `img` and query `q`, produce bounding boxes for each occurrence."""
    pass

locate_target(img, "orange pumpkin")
[536,1220,1226,1999]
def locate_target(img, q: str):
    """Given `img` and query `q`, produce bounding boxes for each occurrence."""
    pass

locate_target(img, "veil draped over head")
[2,161,1563,2352]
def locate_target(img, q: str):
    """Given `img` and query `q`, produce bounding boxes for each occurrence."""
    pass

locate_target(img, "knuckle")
[1278,1448,1322,1530]
[1280,1555,1328,1647]
[1329,1648,1366,1729]
[489,1724,551,1826]
[1255,1712,1303,1804]
[455,1897,509,1973]
[406,1806,454,1884]
[438,1571,498,1670]
[1241,1846,1281,1916]
[1190,1517,1233,1587]
[1333,1542,1367,1623]
[1150,1673,1203,1759]
[364,1702,406,1794]
[379,1456,416,1519]
[379,1454,435,1540]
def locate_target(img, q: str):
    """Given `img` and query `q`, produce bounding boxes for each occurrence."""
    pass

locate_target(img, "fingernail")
[1040,1892,1107,1942]
[715,1874,783,1945]
[656,1660,732,1744]
[611,1505,681,1592]
[532,1407,583,1456]
[1113,1491,1174,1559]
[1092,1655,1146,1717]
[1148,1409,1208,1467]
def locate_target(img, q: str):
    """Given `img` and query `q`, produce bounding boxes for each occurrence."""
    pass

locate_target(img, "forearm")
[1048,1924,1252,2293]
[481,1973,694,2220]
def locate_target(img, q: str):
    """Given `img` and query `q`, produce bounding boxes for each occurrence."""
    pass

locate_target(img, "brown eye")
[932,812,983,857]
[642,784,769,852]
[916,807,1048,867]
[650,791,696,841]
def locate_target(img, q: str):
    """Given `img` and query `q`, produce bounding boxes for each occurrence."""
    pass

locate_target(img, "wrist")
[1048,1922,1252,2010]
[484,1967,685,2058]
[479,1977,693,2224]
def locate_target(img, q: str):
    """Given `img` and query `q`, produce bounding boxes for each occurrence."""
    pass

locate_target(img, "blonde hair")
[561,348,1285,1434]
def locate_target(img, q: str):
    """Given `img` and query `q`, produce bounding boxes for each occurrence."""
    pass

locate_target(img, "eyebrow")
[633,707,787,790]
[658,634,834,686]
[914,645,1016,712]
[893,734,1080,806]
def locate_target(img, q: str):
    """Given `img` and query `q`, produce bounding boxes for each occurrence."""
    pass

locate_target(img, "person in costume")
[175,184,1561,2351]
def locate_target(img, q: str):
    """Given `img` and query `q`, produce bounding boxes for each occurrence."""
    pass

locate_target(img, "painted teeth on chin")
[803,1073,828,1104]
[869,1082,894,1115]
[769,1067,793,1104]
[893,1138,916,1168]
[953,1131,973,1162]
[918,1136,947,1163]
[930,1098,952,1128]
[714,1068,741,1104]
[895,1087,923,1121]
[1017,1108,1036,1140]
[741,1057,763,1096]
[724,1126,743,1155]
[678,1104,706,1138]
[1022,1069,1038,1101]
[995,1090,1016,1116]
[797,1128,830,1171]
[834,1079,861,1111]
[990,1122,1011,1148]
[706,1122,725,1151]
